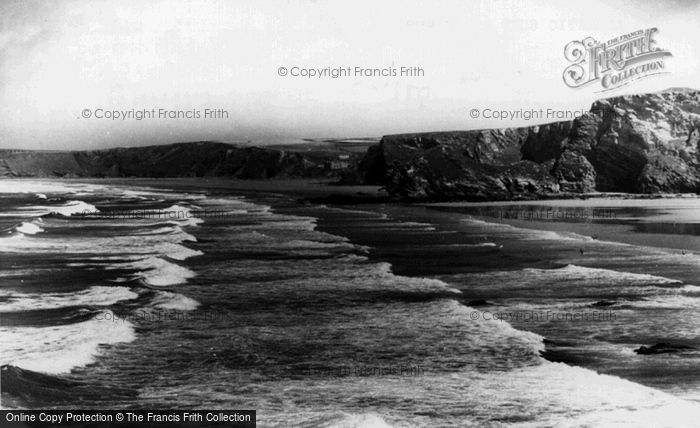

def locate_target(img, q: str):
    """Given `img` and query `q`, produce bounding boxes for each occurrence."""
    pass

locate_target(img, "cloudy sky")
[0,0,698,150]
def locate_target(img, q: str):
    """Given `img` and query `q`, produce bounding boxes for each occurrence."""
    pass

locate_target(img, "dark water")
[2,181,700,427]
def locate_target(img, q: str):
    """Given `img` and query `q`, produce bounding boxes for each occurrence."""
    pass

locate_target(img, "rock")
[466,299,491,307]
[521,122,571,163]
[0,142,329,179]
[362,129,560,201]
[590,300,617,307]
[551,151,597,192]
[636,153,700,193]
[634,342,694,355]
[360,89,700,201]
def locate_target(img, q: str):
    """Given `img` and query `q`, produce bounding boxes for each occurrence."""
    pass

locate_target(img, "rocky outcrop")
[589,300,617,308]
[356,129,560,201]
[566,91,700,193]
[634,343,695,355]
[358,90,700,201]
[0,142,329,179]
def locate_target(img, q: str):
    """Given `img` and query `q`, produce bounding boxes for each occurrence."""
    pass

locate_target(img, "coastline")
[421,198,700,256]
[5,177,700,422]
[5,176,700,255]
[2,176,698,202]
[7,177,386,200]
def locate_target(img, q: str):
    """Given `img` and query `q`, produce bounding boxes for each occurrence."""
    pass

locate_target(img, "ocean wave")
[115,256,197,287]
[460,218,588,242]
[158,204,205,226]
[538,264,684,285]
[0,181,102,195]
[442,264,687,301]
[13,221,44,235]
[276,239,363,251]
[132,225,197,242]
[0,286,139,312]
[116,188,208,200]
[200,197,272,213]
[149,291,200,310]
[0,310,136,374]
[36,200,99,216]
[616,294,700,310]
[258,362,700,427]
[0,230,203,260]
[133,226,179,235]
[285,412,396,428]
[375,220,437,231]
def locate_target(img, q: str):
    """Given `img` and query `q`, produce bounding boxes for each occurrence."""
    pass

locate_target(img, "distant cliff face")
[359,90,700,201]
[0,142,325,179]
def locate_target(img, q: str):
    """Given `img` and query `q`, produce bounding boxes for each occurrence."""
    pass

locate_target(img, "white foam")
[0,231,203,260]
[201,198,273,215]
[118,189,159,199]
[554,264,683,285]
[0,311,136,374]
[325,413,396,428]
[150,204,205,226]
[161,244,203,261]
[150,291,200,310]
[0,286,139,312]
[392,221,436,230]
[177,217,205,227]
[0,181,82,194]
[529,362,700,427]
[460,218,586,241]
[134,226,178,235]
[0,234,27,247]
[278,239,359,251]
[16,222,44,235]
[172,227,198,243]
[117,257,197,286]
[457,264,686,301]
[23,200,99,217]
[621,294,700,310]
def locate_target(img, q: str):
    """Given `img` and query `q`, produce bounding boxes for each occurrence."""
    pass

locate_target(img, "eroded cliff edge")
[0,142,326,179]
[354,90,700,201]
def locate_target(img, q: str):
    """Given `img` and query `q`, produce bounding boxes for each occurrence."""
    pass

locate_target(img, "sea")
[2,180,700,427]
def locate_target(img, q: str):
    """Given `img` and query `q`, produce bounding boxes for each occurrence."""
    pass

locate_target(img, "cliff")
[0,142,327,179]
[356,90,700,201]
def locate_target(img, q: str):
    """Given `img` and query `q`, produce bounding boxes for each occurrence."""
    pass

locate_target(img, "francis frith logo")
[563,28,672,92]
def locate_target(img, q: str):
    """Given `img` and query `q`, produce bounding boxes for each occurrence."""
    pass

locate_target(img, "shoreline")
[5,177,700,254]
[0,177,387,201]
[423,204,700,257]
[5,177,700,418]
[2,177,698,204]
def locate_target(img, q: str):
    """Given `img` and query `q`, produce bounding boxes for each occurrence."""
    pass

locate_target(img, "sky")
[0,0,698,150]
